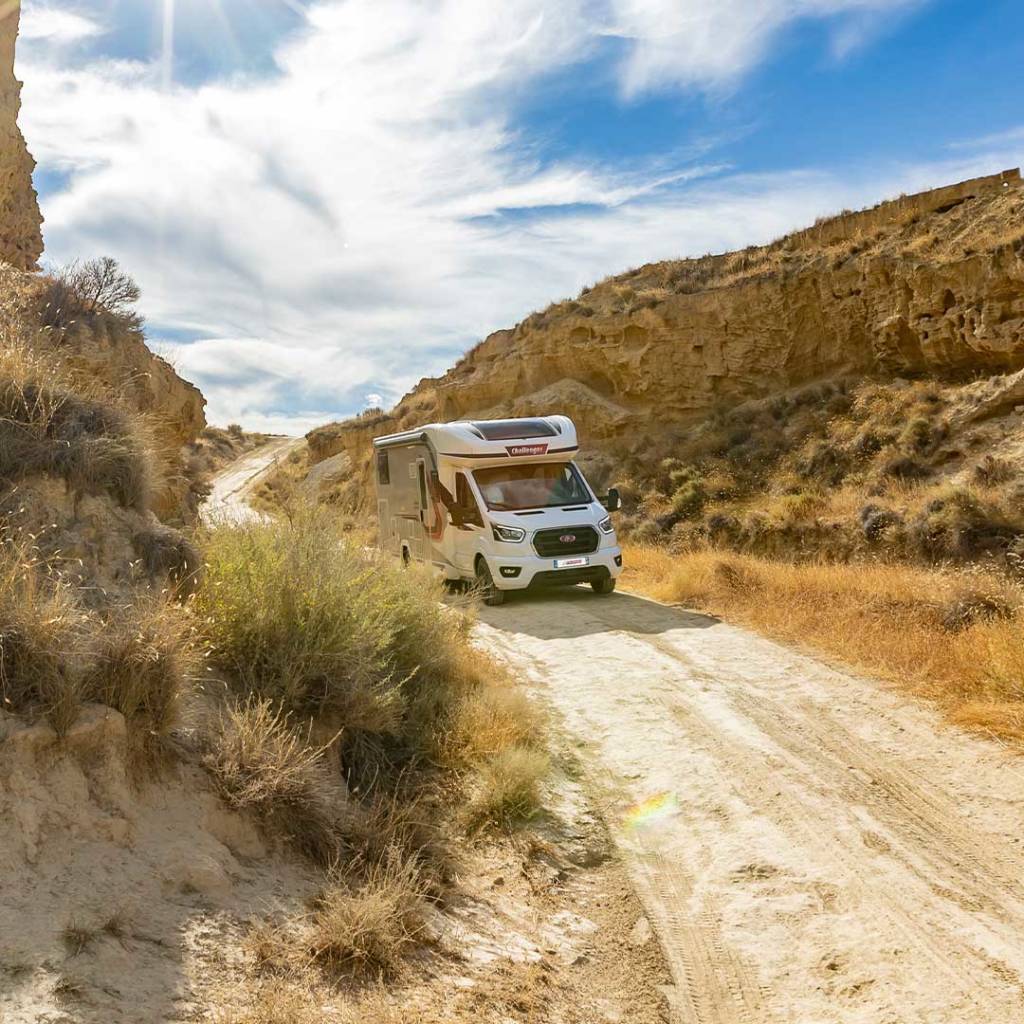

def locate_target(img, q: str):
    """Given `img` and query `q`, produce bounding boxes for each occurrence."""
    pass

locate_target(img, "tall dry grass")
[205,699,350,865]
[623,543,1024,740]
[0,339,156,512]
[0,534,87,735]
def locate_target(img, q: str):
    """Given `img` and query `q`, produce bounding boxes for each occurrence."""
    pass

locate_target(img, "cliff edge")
[306,169,1024,509]
[0,0,42,270]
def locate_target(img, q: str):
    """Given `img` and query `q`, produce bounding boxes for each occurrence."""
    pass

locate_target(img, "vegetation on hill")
[2,254,547,1018]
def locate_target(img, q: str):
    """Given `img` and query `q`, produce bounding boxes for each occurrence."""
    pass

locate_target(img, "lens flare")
[623,791,678,831]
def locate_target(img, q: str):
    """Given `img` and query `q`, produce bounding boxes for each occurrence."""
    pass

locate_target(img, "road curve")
[474,587,1024,1024]
[200,436,298,524]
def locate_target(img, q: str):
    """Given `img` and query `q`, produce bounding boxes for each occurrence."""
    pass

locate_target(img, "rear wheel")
[475,559,506,606]
[592,576,616,596]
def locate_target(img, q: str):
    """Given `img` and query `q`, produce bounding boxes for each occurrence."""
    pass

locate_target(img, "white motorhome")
[372,416,622,605]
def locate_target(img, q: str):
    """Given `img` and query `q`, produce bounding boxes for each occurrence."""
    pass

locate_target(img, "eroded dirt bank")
[476,588,1024,1024]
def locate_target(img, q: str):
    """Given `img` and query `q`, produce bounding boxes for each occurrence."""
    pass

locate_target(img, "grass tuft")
[204,698,349,865]
[468,746,549,828]
[308,848,427,975]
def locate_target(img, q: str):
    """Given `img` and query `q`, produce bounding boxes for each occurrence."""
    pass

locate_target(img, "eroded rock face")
[0,0,43,270]
[308,171,1024,509]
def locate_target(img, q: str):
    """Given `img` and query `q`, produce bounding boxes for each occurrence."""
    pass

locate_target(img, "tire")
[475,559,506,606]
[592,576,616,596]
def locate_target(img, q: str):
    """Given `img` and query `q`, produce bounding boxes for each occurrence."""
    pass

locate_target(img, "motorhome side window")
[455,472,483,526]
[376,451,390,485]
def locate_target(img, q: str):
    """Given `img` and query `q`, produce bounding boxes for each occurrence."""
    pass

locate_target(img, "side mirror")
[604,487,620,512]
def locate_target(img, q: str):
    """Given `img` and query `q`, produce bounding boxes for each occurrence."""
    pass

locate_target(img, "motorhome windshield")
[474,462,591,511]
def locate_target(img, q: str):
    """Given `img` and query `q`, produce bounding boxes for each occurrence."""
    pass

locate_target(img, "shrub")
[308,849,427,974]
[39,257,142,332]
[205,699,349,865]
[132,524,202,596]
[196,511,481,762]
[670,479,706,520]
[82,598,196,764]
[911,489,1023,561]
[974,455,1016,487]
[881,455,931,481]
[0,345,153,510]
[467,746,549,827]
[859,504,902,541]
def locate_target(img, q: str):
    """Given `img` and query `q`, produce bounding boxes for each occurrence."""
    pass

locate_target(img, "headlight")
[491,523,526,543]
[598,516,614,535]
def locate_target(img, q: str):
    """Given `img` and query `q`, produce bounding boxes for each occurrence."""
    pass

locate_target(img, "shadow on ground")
[470,585,720,640]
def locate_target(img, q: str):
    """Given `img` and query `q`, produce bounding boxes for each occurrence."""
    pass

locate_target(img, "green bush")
[196,510,475,767]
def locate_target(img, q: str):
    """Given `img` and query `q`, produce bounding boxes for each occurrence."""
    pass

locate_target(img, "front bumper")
[483,546,622,591]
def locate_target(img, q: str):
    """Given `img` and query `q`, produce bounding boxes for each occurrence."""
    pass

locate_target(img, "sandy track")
[475,587,1024,1023]
[200,436,298,522]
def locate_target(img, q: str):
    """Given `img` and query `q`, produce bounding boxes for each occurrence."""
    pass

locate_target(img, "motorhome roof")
[372,415,578,462]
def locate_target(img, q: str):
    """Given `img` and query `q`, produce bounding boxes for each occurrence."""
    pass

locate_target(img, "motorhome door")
[414,458,432,561]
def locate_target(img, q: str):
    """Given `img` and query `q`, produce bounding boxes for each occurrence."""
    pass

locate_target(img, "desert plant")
[132,523,202,596]
[205,699,349,865]
[0,538,86,735]
[82,597,196,762]
[0,344,153,510]
[468,746,549,827]
[308,848,427,974]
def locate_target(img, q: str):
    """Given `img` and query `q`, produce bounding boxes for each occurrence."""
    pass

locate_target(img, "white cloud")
[603,0,921,95]
[19,0,987,436]
[21,3,101,44]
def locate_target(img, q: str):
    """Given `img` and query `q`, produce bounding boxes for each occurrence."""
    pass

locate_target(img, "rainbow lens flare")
[623,791,678,830]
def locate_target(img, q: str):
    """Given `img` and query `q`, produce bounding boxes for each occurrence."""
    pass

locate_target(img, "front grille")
[530,567,609,587]
[533,525,599,558]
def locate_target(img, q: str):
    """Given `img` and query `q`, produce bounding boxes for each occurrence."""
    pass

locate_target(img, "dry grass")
[0,342,155,512]
[205,699,349,865]
[623,543,1024,741]
[307,849,427,974]
[0,522,196,749]
[467,746,550,828]
[83,597,196,746]
[0,536,88,735]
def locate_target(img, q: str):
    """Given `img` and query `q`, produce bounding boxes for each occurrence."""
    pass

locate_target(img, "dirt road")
[200,436,297,522]
[475,587,1024,1023]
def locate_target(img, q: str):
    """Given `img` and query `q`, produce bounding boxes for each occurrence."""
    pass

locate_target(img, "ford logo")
[560,534,576,543]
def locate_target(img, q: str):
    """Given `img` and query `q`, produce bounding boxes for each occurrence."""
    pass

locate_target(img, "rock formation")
[307,169,1024,509]
[0,0,43,269]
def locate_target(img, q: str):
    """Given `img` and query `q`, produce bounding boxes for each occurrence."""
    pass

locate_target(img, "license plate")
[554,556,589,569]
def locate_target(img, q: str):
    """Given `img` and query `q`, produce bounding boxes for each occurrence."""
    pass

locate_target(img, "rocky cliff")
[307,169,1024,507]
[0,0,43,270]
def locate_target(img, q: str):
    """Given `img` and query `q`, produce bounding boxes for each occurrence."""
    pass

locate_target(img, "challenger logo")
[506,443,548,456]
[560,534,576,543]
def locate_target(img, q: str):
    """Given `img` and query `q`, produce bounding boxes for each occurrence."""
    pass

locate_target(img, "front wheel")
[592,576,616,596]
[475,560,506,606]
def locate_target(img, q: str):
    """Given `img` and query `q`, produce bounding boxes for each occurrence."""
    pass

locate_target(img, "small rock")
[628,915,653,947]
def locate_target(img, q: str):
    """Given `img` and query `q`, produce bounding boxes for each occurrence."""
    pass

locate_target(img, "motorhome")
[372,416,621,605]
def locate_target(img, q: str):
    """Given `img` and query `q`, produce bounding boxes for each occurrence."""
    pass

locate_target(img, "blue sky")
[17,0,1024,432]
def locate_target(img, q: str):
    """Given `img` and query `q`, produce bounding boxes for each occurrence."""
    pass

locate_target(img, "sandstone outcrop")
[0,0,43,269]
[308,170,1024,509]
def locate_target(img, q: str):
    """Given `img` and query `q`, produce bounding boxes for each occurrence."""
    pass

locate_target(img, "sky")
[17,0,1024,433]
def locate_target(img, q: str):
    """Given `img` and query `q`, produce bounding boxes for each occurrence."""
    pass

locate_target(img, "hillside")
[300,168,1024,529]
